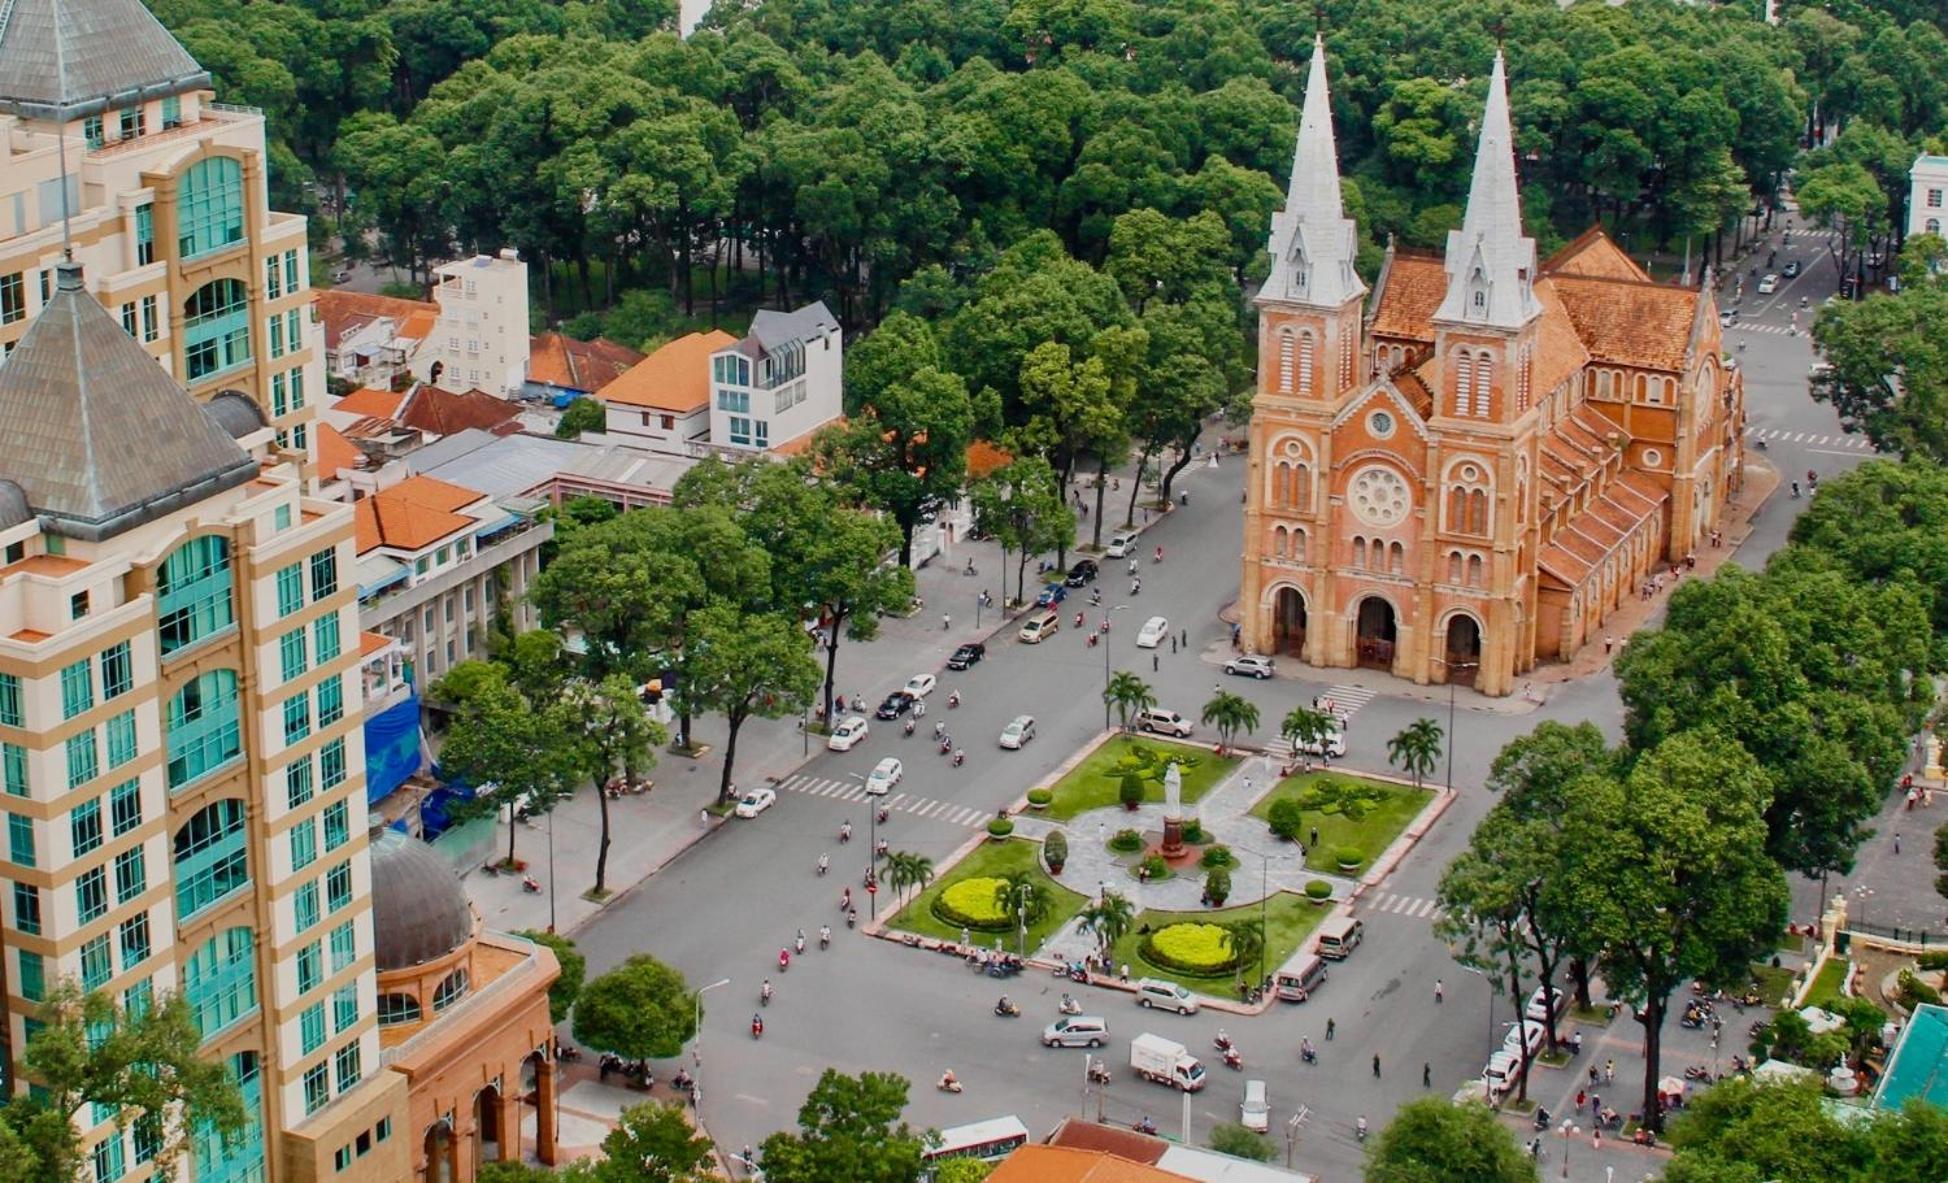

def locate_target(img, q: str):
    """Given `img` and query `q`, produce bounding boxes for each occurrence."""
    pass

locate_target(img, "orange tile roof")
[967,440,1013,479]
[1045,1120,1169,1164]
[352,476,484,554]
[1550,276,1698,372]
[314,290,436,351]
[315,423,361,480]
[1531,280,1593,398]
[359,631,395,657]
[988,1147,1196,1183]
[1369,251,1448,342]
[600,330,737,412]
[528,333,644,394]
[1393,362,1436,417]
[771,422,837,457]
[335,387,405,418]
[398,386,522,437]
[1544,227,1652,283]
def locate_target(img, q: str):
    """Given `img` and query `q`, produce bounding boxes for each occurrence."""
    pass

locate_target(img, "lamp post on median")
[1559,1119,1579,1180]
[1437,658,1477,793]
[693,977,730,1069]
[1230,840,1273,993]
[1100,604,1131,731]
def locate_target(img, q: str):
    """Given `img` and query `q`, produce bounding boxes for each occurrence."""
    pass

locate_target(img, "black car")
[874,691,915,720]
[1782,260,1802,279]
[947,643,986,670]
[1065,559,1099,587]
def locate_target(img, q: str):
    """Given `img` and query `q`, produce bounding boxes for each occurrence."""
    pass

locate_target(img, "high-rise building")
[0,0,321,466]
[1240,42,1745,696]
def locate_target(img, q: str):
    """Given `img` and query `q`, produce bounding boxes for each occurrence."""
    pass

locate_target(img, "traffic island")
[1248,771,1431,876]
[1101,893,1328,1002]
[1039,734,1237,820]
[883,836,1087,957]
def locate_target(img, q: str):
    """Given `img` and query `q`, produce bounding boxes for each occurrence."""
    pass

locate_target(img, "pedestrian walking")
[1588,1065,1598,1087]
[1310,826,1319,850]
[1372,1054,1381,1079]
[700,809,710,829]
[1576,1088,1587,1109]
[1895,831,1902,854]
[1591,1093,1601,1120]
[1423,1062,1431,1088]
[1152,653,1159,672]
[1180,628,1188,647]
[1325,1018,1335,1041]
[1604,1058,1615,1084]
[961,927,970,947]
[942,613,951,631]
[1120,963,1131,983]
[1603,635,1614,655]
[1434,979,1444,1004]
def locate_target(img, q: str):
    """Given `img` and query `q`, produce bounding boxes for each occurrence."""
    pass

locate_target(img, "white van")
[1106,531,1139,558]
[1316,916,1363,961]
[1134,978,1199,1014]
[1042,1016,1109,1048]
[1017,610,1060,644]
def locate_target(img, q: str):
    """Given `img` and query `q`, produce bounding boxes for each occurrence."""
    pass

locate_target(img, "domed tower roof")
[369,828,475,971]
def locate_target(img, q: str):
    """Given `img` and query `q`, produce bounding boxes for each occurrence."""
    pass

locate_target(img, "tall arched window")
[1272,526,1288,559]
[1473,354,1493,416]
[1291,529,1306,562]
[183,927,257,1038]
[1466,554,1483,587]
[175,798,249,918]
[193,1049,263,1183]
[1454,349,1473,416]
[1352,537,1366,568]
[1293,462,1311,511]
[1297,332,1316,396]
[1273,462,1292,507]
[167,670,241,790]
[158,535,234,654]
[1468,490,1488,533]
[183,279,252,380]
[1518,344,1533,412]
[177,157,245,258]
[1447,552,1463,583]
[1928,218,1941,234]
[1389,542,1404,575]
[1277,329,1296,393]
[434,967,471,1013]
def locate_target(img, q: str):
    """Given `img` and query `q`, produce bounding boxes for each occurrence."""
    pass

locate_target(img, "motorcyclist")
[1300,1037,1315,1062]
[817,853,829,876]
[819,924,831,948]
[761,979,772,1004]
[995,995,1015,1015]
[778,948,791,971]
[839,820,851,843]
[939,1069,961,1092]
[794,928,806,954]
[751,1014,763,1038]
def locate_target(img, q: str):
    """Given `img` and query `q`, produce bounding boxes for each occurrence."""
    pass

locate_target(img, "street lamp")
[546,807,557,933]
[1439,659,1477,793]
[1230,841,1273,993]
[1100,604,1131,730]
[1558,1119,1579,1180]
[693,977,731,1069]
[1854,884,1874,931]
[848,773,885,921]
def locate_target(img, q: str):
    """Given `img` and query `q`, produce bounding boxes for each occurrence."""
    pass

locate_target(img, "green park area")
[888,837,1087,955]
[1248,772,1431,875]
[1103,893,1328,998]
[1042,735,1238,821]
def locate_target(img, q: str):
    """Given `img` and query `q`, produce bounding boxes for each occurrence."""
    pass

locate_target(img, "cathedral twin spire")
[1261,36,1364,309]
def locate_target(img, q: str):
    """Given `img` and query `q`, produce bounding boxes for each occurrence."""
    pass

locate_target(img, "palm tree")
[881,851,917,902]
[1281,705,1335,757]
[993,873,1051,928]
[905,853,935,905]
[1079,891,1136,953]
[1103,672,1157,730]
[1200,691,1261,752]
[1387,717,1444,788]
[1221,919,1265,980]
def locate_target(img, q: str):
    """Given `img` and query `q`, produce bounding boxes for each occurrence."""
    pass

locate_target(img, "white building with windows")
[707,302,842,453]
[1911,154,1948,239]
[413,252,530,398]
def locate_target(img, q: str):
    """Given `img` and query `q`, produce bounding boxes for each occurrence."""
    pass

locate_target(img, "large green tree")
[683,602,821,804]
[1663,1077,1948,1183]
[757,1070,926,1183]
[1811,255,1948,462]
[1363,1096,1536,1183]
[433,661,580,866]
[968,455,1075,606]
[572,954,696,1062]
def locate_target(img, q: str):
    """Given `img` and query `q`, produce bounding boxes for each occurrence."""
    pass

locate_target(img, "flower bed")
[1140,922,1240,977]
[933,877,1011,930]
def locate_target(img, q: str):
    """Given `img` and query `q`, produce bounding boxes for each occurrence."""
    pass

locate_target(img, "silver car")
[999,715,1036,749]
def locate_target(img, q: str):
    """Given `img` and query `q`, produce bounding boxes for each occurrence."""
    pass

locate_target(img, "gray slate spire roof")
[1433,51,1540,331]
[0,262,257,542]
[0,0,210,120]
[1259,36,1364,309]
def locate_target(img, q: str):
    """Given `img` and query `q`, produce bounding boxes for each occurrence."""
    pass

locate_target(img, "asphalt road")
[568,214,1874,1181]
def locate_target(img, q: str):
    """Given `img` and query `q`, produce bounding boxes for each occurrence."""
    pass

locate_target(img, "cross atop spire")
[1433,50,1539,330]
[1259,35,1364,310]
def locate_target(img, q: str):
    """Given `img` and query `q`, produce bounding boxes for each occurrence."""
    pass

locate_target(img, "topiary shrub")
[1918,951,1948,972]
[1334,846,1363,871]
[1142,922,1239,975]
[1180,819,1207,844]
[1205,866,1232,906]
[1043,830,1068,873]
[1139,854,1170,881]
[1899,969,1943,1008]
[1119,773,1146,810]
[1027,788,1053,809]
[1200,844,1235,869]
[933,877,1011,930]
[1109,828,1144,853]
[987,817,1015,839]
[1267,798,1304,842]
[1304,879,1333,903]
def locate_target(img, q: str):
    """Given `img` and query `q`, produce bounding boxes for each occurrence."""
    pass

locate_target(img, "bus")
[922,1116,1030,1171]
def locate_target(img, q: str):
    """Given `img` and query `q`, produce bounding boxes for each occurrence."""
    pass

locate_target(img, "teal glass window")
[291,367,306,410]
[80,933,112,990]
[290,817,316,870]
[329,920,355,972]
[302,1063,328,1115]
[320,737,345,789]
[286,756,313,809]
[0,671,21,725]
[166,670,241,790]
[300,1002,325,1054]
[92,1130,125,1182]
[282,694,310,744]
[134,203,154,265]
[161,96,181,129]
[13,882,40,934]
[316,676,343,727]
[173,799,249,919]
[7,812,35,866]
[114,846,146,903]
[278,629,307,682]
[378,993,420,1026]
[313,612,340,663]
[77,865,107,922]
[124,977,152,1020]
[176,158,244,259]
[101,642,132,700]
[71,797,102,856]
[84,115,104,149]
[276,563,303,616]
[17,950,44,1001]
[119,911,151,968]
[285,250,299,291]
[66,729,99,789]
[106,710,136,768]
[132,1114,160,1164]
[193,1051,264,1183]
[109,780,141,835]
[333,1042,361,1090]
[296,941,321,993]
[157,536,234,654]
[274,504,291,531]
[183,928,256,1039]
[332,981,357,1032]
[294,880,319,932]
[326,862,350,912]
[182,279,251,381]
[4,742,27,796]
[433,967,469,1012]
[309,549,338,599]
[264,256,282,302]
[270,371,287,416]
[60,658,93,718]
[323,800,347,851]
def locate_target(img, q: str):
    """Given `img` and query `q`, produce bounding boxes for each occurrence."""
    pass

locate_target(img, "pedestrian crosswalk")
[1732,322,1799,337]
[1748,428,1875,451]
[774,774,990,827]
[1317,683,1379,718]
[1364,891,1443,920]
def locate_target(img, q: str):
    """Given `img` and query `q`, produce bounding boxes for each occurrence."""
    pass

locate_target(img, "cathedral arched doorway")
[1443,614,1482,686]
[1355,597,1396,669]
[474,1084,502,1164]
[1272,587,1306,657]
[424,1117,456,1183]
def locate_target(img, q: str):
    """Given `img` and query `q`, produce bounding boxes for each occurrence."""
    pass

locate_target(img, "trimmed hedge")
[933,877,1011,930]
[1043,830,1068,870]
[1199,844,1236,869]
[1027,788,1053,808]
[1109,828,1144,853]
[1142,923,1241,976]
[987,817,1015,838]
[1304,879,1333,901]
[1180,819,1207,844]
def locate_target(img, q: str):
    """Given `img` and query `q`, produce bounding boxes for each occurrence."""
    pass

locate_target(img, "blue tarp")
[364,693,423,805]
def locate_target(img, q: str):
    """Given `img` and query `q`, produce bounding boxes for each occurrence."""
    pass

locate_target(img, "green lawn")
[1043,735,1238,821]
[1805,957,1850,1009]
[1104,893,1329,998]
[1749,962,1797,1009]
[1247,772,1431,875]
[887,837,1087,955]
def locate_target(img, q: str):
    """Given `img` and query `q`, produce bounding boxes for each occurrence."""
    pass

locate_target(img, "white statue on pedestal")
[1164,763,1183,819]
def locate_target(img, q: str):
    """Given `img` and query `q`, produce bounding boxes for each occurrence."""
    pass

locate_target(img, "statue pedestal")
[1160,816,1185,859]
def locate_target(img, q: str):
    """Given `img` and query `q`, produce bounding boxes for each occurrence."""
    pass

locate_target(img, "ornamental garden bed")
[1105,893,1328,998]
[1041,736,1237,821]
[1248,771,1430,876]
[889,837,1085,954]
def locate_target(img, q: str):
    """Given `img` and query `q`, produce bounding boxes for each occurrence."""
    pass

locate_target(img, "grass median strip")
[1043,735,1238,821]
[1104,893,1328,998]
[888,837,1086,954]
[1247,771,1430,875]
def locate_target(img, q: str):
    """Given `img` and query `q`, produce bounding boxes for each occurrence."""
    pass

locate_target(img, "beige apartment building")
[0,0,321,466]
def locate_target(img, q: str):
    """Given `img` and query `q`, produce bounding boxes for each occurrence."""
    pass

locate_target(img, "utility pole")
[1284,1107,1310,1169]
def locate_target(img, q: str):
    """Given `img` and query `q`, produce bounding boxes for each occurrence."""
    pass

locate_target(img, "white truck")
[1129,1033,1207,1092]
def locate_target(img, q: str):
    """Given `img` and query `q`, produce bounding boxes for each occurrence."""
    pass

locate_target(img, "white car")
[999,715,1036,749]
[1240,1079,1270,1133]
[1136,616,1170,648]
[733,787,777,818]
[1225,655,1274,679]
[865,756,902,795]
[1292,726,1346,759]
[903,673,937,699]
[1106,531,1138,558]
[826,715,870,752]
[1757,273,1779,294]
[1502,1019,1545,1060]
[1482,1050,1520,1099]
[1525,984,1561,1024]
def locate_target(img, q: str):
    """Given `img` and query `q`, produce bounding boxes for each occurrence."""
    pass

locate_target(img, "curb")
[1353,786,1461,900]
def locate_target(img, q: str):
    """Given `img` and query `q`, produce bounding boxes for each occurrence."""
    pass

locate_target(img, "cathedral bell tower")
[1242,35,1364,657]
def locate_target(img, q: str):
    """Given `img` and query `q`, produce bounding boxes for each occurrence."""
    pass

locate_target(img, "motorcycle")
[816,855,829,877]
[760,981,772,1007]
[819,926,831,950]
[778,949,791,973]
[1059,994,1082,1015]
[794,930,806,955]
[846,909,858,929]
[1087,1063,1111,1085]
[994,998,1021,1018]
[1212,1032,1235,1053]
[839,888,853,912]
[521,875,542,894]
[1220,1047,1243,1071]
[939,737,953,755]
[1299,1041,1317,1065]
[1355,1117,1368,1143]
[876,806,890,825]
[948,691,961,709]
[839,822,851,844]
[952,749,965,768]
[1133,1117,1158,1136]
[903,718,915,737]
[1533,1106,1552,1132]
[937,1074,964,1094]
[1683,1065,1713,1082]
[751,1015,764,1040]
